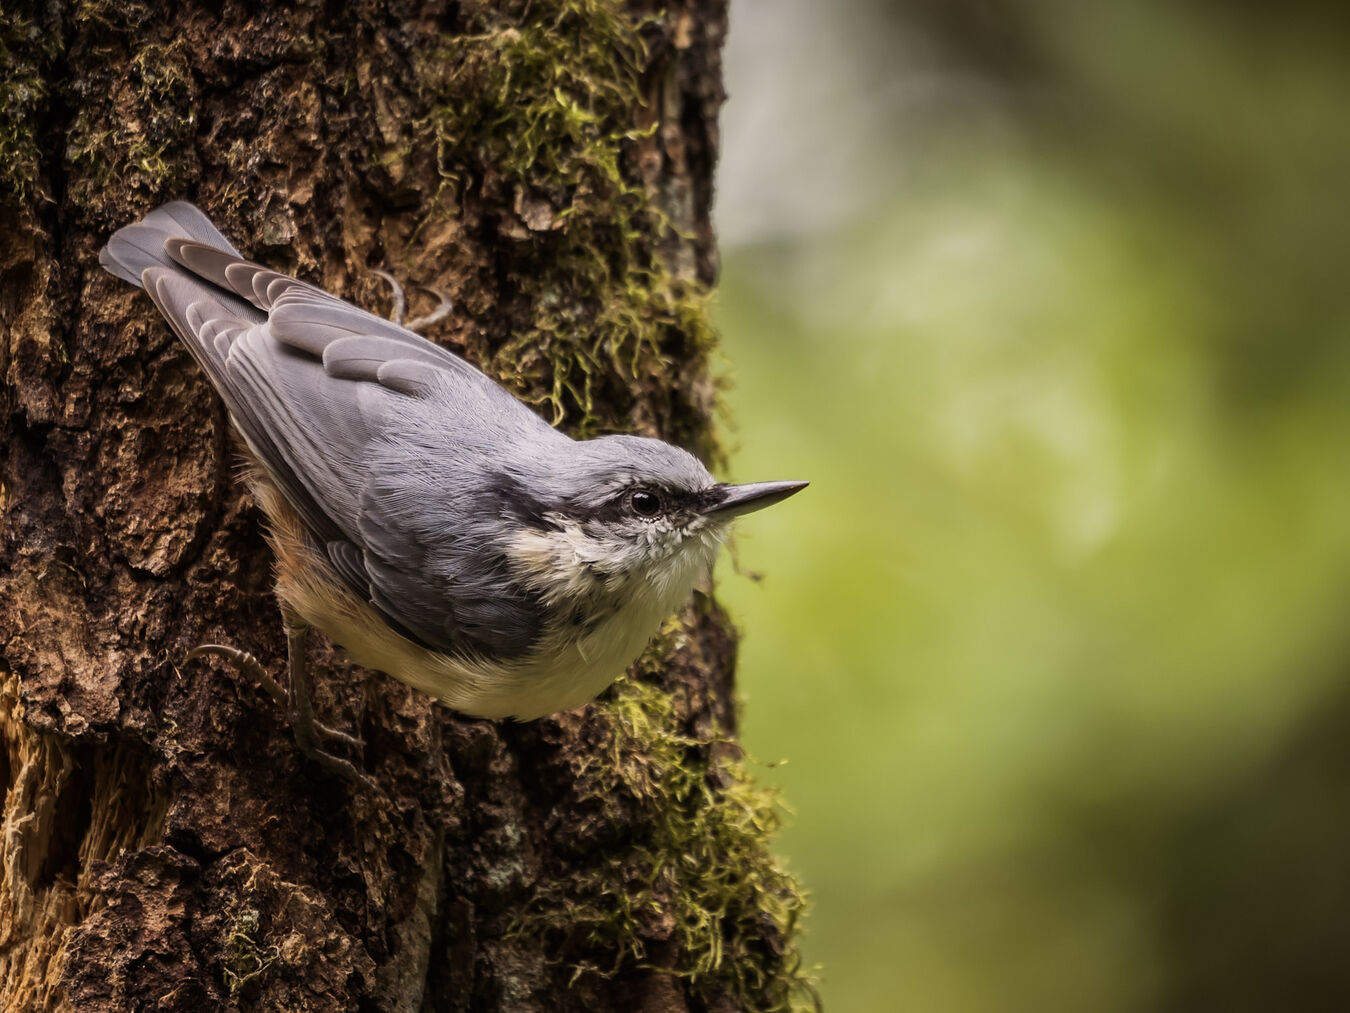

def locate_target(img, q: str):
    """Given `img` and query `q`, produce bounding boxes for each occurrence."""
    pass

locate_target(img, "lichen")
[515,622,819,1012]
[412,0,722,463]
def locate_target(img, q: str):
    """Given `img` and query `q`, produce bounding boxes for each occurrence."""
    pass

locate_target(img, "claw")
[187,643,286,706]
[370,268,454,333]
[185,631,379,793]
[405,287,454,332]
[370,268,407,326]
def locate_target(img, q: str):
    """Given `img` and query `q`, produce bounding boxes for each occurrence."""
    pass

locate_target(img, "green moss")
[222,906,278,995]
[65,36,197,216]
[416,5,806,1001]
[71,0,153,32]
[0,4,182,212]
[515,624,818,1012]
[414,0,722,464]
[419,1,652,198]
[0,12,57,204]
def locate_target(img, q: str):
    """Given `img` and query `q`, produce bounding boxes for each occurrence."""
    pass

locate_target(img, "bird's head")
[503,434,807,608]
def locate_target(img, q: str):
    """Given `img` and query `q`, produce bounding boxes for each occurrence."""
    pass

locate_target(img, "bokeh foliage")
[715,2,1350,1010]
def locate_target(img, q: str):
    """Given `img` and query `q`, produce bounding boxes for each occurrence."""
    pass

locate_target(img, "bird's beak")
[703,480,809,519]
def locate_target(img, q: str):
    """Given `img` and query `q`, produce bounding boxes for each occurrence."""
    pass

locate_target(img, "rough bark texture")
[0,2,812,1011]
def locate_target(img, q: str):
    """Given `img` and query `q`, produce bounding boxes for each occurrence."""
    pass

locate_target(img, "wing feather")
[102,202,559,658]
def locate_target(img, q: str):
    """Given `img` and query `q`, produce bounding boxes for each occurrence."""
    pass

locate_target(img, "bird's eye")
[629,490,662,517]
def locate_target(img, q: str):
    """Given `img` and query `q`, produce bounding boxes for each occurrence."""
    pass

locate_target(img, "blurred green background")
[710,2,1350,1010]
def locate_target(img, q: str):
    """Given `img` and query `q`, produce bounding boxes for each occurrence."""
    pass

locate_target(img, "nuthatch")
[100,202,806,787]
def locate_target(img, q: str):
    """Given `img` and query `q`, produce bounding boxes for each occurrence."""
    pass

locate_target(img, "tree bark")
[0,2,812,1011]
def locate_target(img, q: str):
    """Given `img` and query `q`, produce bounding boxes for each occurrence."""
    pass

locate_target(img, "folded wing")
[100,203,557,658]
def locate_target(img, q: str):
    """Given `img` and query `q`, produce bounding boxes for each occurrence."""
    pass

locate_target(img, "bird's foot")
[370,269,453,333]
[187,642,286,705]
[186,637,379,793]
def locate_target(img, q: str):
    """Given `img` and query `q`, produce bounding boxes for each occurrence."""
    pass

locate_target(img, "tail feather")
[98,201,241,288]
[140,202,242,254]
[107,205,352,549]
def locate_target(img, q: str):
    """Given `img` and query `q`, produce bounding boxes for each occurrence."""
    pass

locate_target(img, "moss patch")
[0,11,58,205]
[414,3,808,1003]
[222,906,278,996]
[517,623,818,1012]
[413,0,722,463]
[64,26,198,222]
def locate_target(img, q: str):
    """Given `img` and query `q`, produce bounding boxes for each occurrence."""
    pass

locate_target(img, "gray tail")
[95,201,347,553]
[98,201,243,288]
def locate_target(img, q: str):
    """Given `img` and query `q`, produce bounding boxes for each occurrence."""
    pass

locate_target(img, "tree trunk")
[0,2,812,1010]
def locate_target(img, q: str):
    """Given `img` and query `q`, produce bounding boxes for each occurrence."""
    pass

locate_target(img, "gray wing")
[100,202,561,658]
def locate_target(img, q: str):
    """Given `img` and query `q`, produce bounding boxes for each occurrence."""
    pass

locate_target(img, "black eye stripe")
[564,485,709,524]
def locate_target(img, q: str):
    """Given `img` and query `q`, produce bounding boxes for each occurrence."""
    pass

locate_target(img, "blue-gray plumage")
[99,202,805,758]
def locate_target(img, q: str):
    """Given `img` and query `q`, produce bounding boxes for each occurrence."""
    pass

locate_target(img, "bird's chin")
[678,529,724,583]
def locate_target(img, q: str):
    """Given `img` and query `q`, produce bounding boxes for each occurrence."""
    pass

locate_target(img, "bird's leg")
[186,629,378,792]
[281,620,380,792]
[370,268,453,333]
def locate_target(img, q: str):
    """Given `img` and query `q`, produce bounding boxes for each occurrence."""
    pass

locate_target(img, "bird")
[99,201,807,787]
